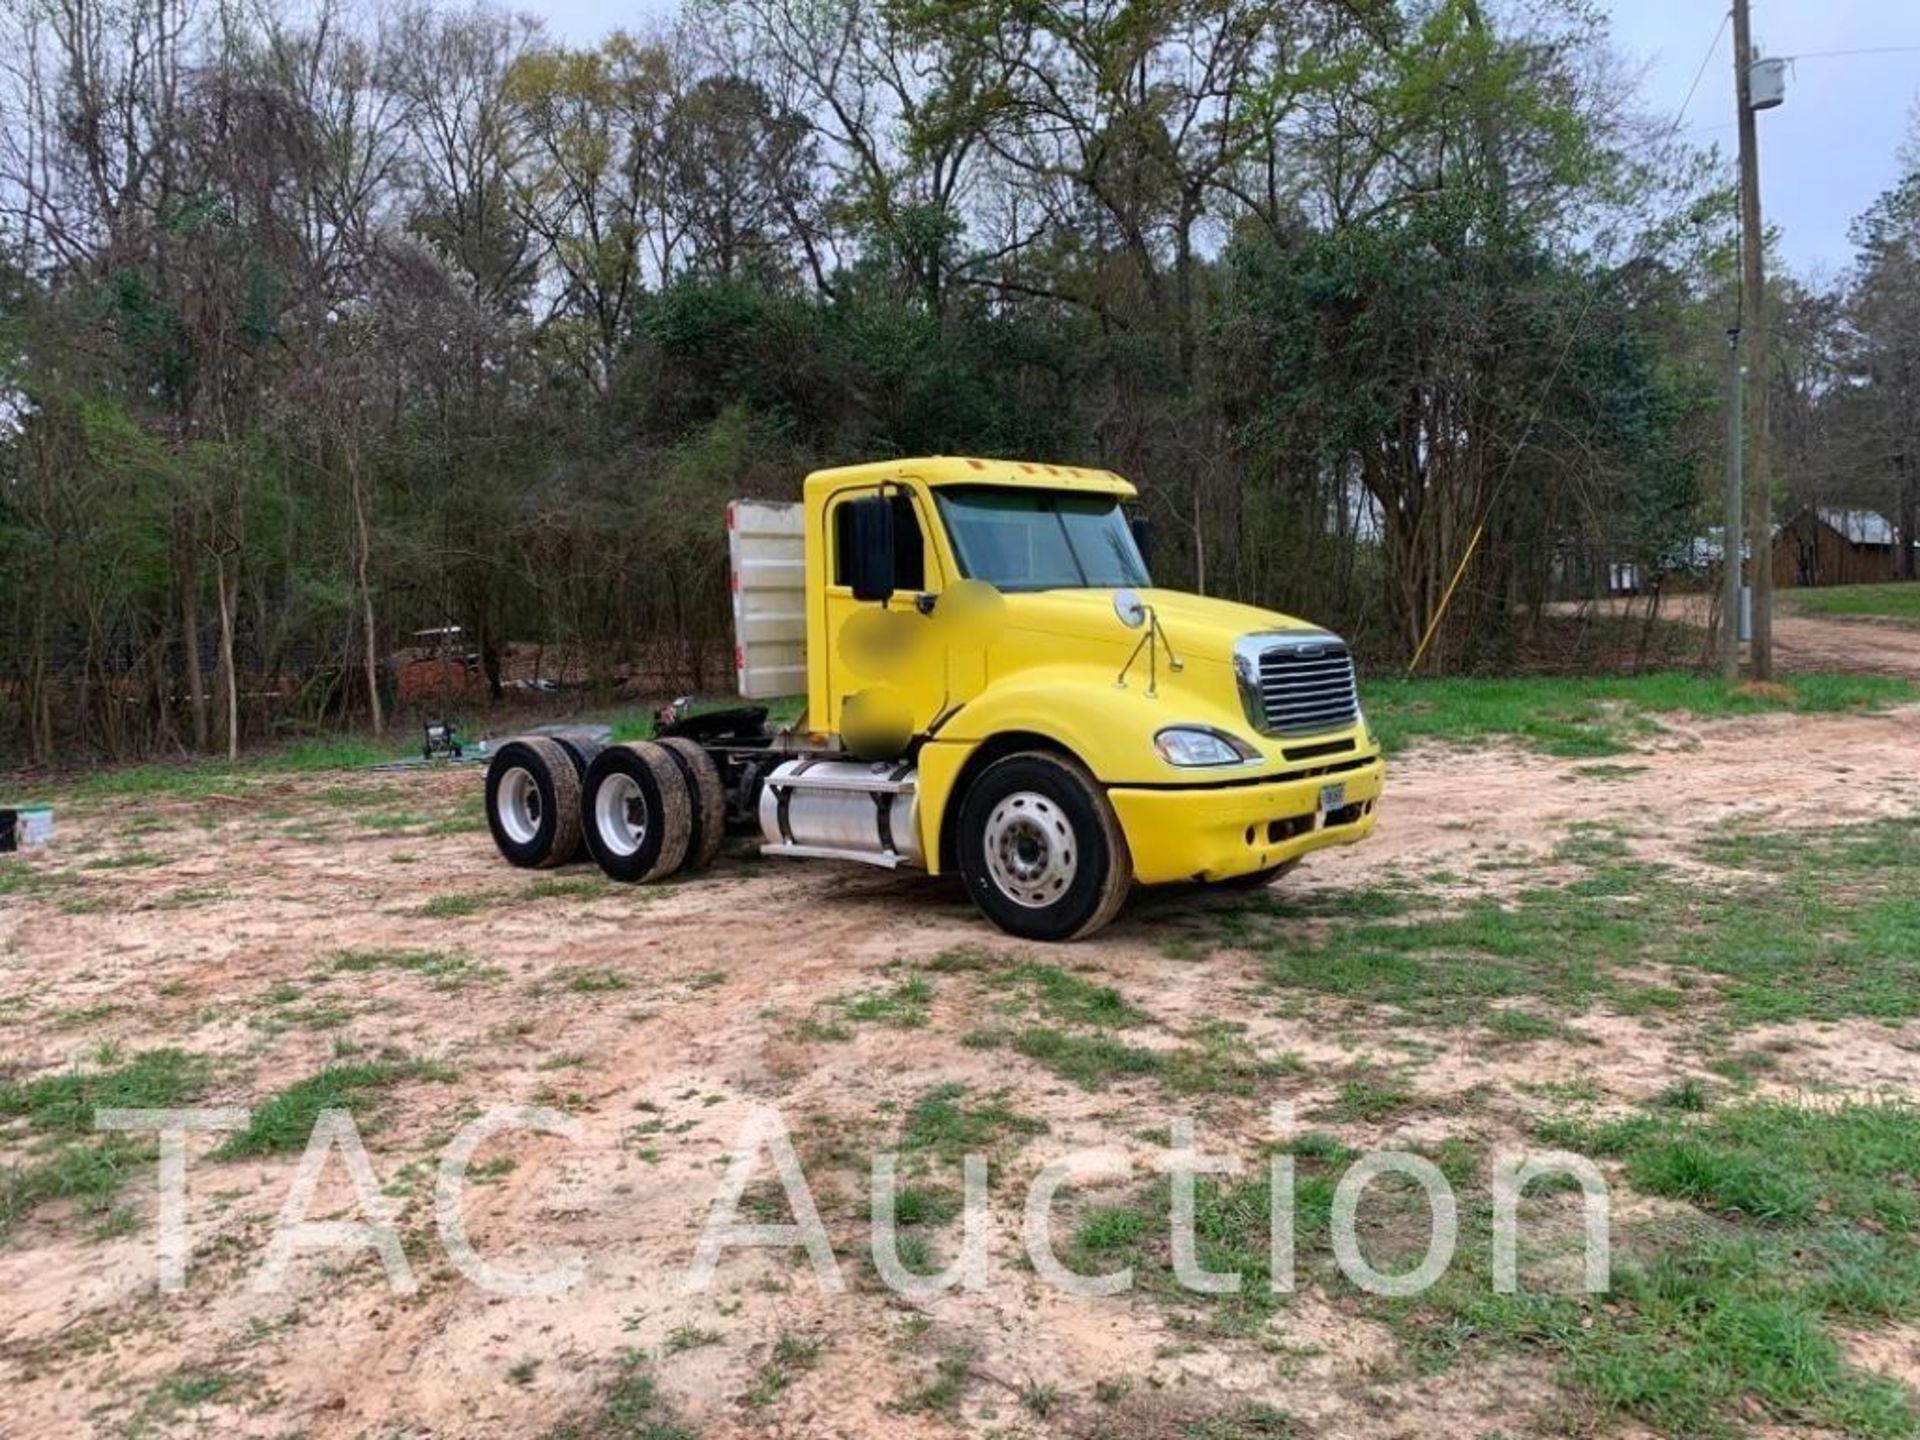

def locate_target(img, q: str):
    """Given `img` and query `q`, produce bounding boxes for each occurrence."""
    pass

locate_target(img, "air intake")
[1237,633,1359,737]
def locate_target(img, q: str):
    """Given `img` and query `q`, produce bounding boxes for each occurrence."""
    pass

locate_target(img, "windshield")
[934,486,1151,591]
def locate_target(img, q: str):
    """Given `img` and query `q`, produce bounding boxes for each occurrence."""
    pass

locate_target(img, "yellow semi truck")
[483,457,1384,940]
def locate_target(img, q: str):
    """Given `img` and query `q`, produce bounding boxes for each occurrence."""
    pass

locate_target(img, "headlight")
[1154,726,1258,767]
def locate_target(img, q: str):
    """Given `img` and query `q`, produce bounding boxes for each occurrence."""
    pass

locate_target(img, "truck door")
[821,485,948,746]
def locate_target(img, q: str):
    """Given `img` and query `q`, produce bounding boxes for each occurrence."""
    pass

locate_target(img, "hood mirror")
[1113,588,1147,629]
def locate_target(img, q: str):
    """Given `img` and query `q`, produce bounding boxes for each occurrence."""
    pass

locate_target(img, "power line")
[1790,45,1920,61]
[1675,13,1731,130]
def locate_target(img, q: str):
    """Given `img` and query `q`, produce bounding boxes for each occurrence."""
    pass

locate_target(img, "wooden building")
[1772,507,1916,588]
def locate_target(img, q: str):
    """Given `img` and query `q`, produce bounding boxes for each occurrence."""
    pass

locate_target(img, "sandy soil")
[1590,590,1920,678]
[1,611,1917,1440]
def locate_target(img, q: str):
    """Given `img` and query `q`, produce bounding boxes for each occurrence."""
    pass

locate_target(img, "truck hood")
[995,588,1322,659]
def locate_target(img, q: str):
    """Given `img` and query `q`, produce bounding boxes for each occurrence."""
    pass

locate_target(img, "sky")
[531,0,1920,282]
[1611,0,1920,279]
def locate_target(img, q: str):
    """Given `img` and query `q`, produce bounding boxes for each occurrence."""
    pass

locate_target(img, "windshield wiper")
[1048,503,1090,586]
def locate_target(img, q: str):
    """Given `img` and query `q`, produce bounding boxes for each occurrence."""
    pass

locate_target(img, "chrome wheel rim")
[595,772,648,857]
[984,791,1076,909]
[497,767,542,845]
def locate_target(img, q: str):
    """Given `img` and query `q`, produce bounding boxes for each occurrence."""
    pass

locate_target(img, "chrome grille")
[1247,635,1359,736]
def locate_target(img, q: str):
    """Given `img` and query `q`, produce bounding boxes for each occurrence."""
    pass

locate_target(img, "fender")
[941,660,1254,780]
[915,660,1257,872]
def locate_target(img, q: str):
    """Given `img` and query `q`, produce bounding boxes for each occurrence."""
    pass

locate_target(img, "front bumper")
[1108,755,1385,885]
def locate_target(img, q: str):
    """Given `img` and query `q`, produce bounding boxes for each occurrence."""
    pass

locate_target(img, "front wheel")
[956,751,1132,942]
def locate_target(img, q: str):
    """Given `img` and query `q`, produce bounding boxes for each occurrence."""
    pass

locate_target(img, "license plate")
[1319,783,1347,812]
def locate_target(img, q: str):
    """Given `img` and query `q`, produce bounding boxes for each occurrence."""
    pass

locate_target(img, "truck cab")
[733,456,1385,940]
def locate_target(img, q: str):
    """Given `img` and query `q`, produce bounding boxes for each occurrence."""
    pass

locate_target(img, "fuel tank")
[755,758,924,869]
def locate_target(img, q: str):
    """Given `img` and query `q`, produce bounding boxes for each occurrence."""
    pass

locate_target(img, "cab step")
[759,841,909,868]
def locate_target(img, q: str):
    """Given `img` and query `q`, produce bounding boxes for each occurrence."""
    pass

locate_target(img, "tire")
[485,737,584,869]
[550,730,607,780]
[655,737,726,872]
[581,742,692,883]
[956,750,1132,942]
[1209,859,1301,891]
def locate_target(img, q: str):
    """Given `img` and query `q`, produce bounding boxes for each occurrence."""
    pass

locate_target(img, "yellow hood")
[996,587,1323,662]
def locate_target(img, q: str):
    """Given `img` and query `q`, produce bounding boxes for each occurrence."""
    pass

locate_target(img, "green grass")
[417,892,492,919]
[153,883,234,909]
[900,1347,974,1414]
[1011,1026,1164,1087]
[1361,671,1914,757]
[1539,1098,1920,1234]
[358,810,433,832]
[0,1049,211,1134]
[1074,1204,1148,1253]
[1786,581,1920,625]
[58,733,419,802]
[921,944,999,973]
[605,694,806,745]
[81,849,166,870]
[214,1060,449,1158]
[1008,1023,1280,1095]
[330,947,489,989]
[0,861,67,897]
[559,967,631,994]
[839,976,934,1028]
[127,1366,254,1437]
[51,1001,126,1029]
[1323,1075,1415,1124]
[988,961,1147,1027]
[1521,1097,1920,1436]
[0,1050,214,1236]
[548,1352,693,1440]
[1205,819,1920,1029]
[891,1184,962,1226]
[1,1133,154,1237]
[1069,1098,1920,1438]
[1485,1007,1576,1044]
[662,1323,720,1354]
[608,713,657,744]
[745,1331,823,1407]
[1179,1404,1300,1438]
[275,735,413,770]
[898,1083,1046,1160]
[1567,1232,1917,1437]
[523,875,618,902]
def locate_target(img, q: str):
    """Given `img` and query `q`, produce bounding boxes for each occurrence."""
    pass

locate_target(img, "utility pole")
[1732,0,1774,679]
[1721,328,1744,679]
[1898,451,1915,581]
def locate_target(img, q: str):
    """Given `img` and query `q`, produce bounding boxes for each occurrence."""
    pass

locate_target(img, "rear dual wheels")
[487,731,727,885]
[655,737,726,873]
[485,737,586,869]
[580,739,728,884]
[581,743,690,883]
[957,751,1132,942]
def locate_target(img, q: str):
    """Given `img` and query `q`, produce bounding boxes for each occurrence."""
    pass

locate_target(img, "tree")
[1838,162,1920,574]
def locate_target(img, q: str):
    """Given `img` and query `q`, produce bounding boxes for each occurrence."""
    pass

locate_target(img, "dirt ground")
[2,611,1917,1440]
[1596,589,1920,678]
